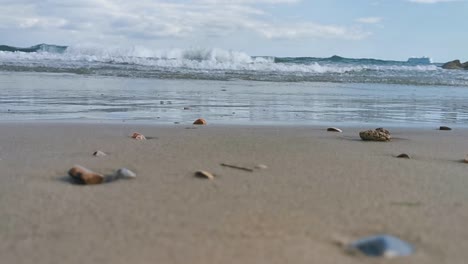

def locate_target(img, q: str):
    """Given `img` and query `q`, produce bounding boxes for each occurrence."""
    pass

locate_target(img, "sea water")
[1,44,467,127]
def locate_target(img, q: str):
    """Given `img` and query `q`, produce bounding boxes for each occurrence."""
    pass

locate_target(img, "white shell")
[116,168,137,179]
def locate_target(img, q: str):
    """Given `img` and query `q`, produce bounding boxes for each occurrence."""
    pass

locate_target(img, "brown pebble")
[92,150,107,157]
[68,165,104,185]
[397,153,410,159]
[195,170,215,180]
[193,118,207,125]
[131,132,146,140]
[439,126,452,131]
[327,127,342,133]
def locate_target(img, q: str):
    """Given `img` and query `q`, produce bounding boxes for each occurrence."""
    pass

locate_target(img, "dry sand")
[0,122,467,264]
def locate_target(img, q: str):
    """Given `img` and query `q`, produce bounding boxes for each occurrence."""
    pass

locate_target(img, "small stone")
[195,170,215,180]
[439,126,452,131]
[68,165,104,185]
[116,168,137,179]
[327,127,342,133]
[131,132,146,140]
[255,164,268,169]
[183,107,190,110]
[93,150,107,157]
[193,118,207,125]
[396,153,410,159]
[359,130,391,142]
[348,234,414,258]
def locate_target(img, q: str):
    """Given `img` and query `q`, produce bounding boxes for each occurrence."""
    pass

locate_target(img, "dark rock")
[439,126,452,131]
[442,60,463,69]
[396,153,410,159]
[349,234,414,258]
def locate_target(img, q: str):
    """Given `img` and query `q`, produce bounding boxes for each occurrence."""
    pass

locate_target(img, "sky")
[0,0,466,62]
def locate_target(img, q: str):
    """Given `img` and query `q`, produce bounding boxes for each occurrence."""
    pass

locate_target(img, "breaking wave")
[0,43,467,86]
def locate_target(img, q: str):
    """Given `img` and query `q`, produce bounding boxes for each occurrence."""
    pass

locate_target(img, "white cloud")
[355,17,383,24]
[407,0,460,3]
[0,0,368,44]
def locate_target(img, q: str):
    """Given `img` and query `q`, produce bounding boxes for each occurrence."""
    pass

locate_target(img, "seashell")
[68,165,104,185]
[396,153,410,159]
[255,164,268,170]
[439,126,452,131]
[193,118,207,125]
[116,168,137,179]
[131,132,146,140]
[327,127,342,132]
[195,170,215,180]
[348,234,414,258]
[92,150,107,157]
[359,130,391,142]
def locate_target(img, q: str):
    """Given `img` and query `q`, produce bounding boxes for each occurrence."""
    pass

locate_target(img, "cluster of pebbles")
[65,120,464,259]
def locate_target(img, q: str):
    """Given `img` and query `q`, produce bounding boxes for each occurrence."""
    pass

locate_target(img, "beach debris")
[68,165,104,185]
[193,118,207,125]
[255,164,268,170]
[359,129,391,142]
[92,150,107,157]
[115,168,137,179]
[348,234,414,258]
[396,153,410,159]
[439,126,452,131]
[327,127,343,132]
[195,170,215,180]
[131,132,146,140]
[220,163,254,172]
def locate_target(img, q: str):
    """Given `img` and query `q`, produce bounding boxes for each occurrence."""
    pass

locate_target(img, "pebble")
[255,164,268,169]
[359,129,391,142]
[348,234,414,258]
[116,168,137,179]
[131,132,146,140]
[93,150,107,157]
[327,127,343,132]
[195,170,215,180]
[439,126,452,131]
[183,107,190,110]
[68,165,104,185]
[193,118,207,125]
[396,153,410,159]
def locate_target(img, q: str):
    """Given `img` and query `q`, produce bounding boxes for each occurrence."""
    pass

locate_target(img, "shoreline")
[1,122,467,263]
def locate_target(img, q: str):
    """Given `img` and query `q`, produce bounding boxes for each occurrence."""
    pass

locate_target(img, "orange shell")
[193,118,207,125]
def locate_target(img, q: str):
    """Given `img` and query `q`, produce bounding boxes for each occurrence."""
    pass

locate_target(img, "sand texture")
[0,123,467,264]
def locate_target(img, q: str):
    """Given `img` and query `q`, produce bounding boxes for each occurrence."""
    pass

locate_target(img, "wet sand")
[0,122,467,264]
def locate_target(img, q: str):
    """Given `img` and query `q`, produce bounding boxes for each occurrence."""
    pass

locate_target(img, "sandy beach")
[0,122,467,264]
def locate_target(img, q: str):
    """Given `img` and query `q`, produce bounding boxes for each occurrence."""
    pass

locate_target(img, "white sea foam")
[0,45,440,74]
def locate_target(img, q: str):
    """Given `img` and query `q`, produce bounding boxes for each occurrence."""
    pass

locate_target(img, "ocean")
[1,44,468,126]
